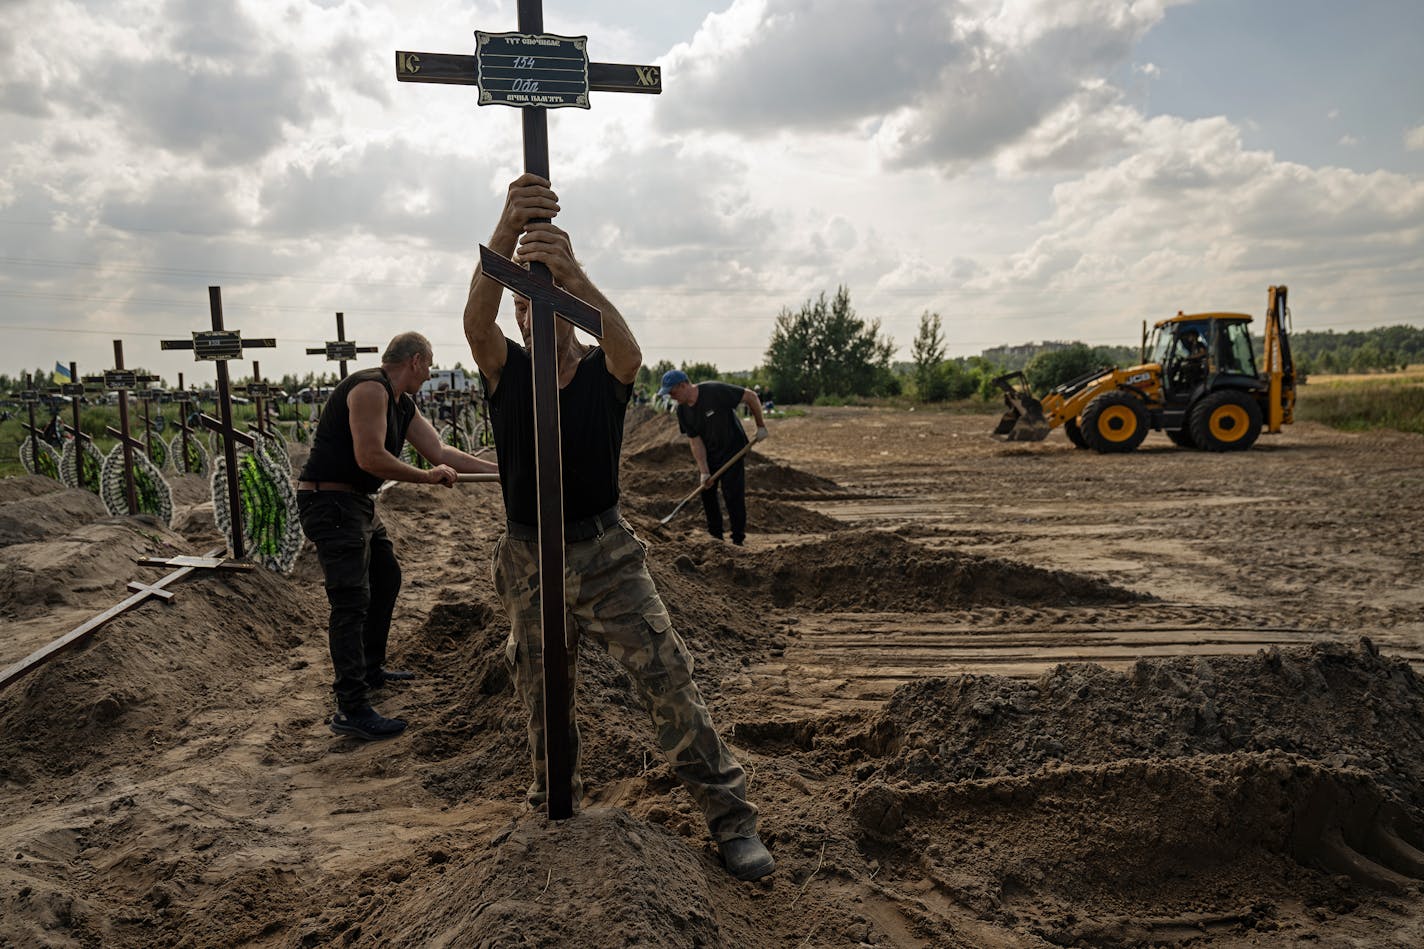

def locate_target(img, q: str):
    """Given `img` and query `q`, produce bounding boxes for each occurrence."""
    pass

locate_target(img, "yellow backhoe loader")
[992,286,1295,452]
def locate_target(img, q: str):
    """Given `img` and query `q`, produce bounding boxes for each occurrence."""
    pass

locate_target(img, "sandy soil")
[1,406,1422,948]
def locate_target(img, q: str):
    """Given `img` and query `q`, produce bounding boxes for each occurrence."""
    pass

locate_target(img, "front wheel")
[1064,418,1089,449]
[1082,392,1149,453]
[1190,390,1263,452]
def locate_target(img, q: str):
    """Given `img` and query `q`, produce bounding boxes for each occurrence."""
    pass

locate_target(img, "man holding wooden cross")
[298,332,497,741]
[659,370,768,546]
[464,174,775,881]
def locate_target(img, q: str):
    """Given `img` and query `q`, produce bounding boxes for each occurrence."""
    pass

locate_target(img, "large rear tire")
[1190,390,1262,452]
[1082,392,1149,453]
[1064,418,1089,449]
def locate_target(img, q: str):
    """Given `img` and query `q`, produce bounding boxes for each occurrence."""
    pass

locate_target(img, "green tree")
[1023,344,1116,392]
[636,359,676,391]
[680,361,720,382]
[912,311,947,401]
[764,287,895,403]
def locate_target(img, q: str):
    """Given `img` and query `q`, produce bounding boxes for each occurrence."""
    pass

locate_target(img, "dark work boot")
[719,835,775,881]
[330,707,407,741]
[367,668,417,690]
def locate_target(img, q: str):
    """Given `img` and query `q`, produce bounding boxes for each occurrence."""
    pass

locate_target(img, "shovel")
[659,439,757,525]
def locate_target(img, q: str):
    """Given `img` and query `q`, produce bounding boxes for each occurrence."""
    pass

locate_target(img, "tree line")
[8,309,1420,412]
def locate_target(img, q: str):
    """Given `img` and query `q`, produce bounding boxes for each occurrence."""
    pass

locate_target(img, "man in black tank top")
[662,371,769,546]
[461,175,774,881]
[297,332,497,741]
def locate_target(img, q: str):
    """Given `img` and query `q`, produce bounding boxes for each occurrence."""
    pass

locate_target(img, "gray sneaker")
[719,834,775,881]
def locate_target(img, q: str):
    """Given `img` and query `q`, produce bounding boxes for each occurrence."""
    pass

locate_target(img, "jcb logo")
[635,66,659,87]
[398,52,421,74]
[1127,372,1150,385]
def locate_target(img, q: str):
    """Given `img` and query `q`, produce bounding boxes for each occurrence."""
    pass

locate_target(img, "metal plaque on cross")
[305,313,377,381]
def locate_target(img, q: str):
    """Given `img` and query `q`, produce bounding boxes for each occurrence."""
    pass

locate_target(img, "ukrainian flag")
[51,362,70,385]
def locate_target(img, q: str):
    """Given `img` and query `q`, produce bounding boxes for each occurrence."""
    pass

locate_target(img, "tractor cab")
[1147,313,1260,404]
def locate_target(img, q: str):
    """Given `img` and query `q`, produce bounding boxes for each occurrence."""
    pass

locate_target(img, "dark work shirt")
[299,368,417,493]
[483,338,631,526]
[676,381,748,463]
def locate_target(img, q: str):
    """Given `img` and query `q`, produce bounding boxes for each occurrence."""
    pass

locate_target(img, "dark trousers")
[700,456,747,544]
[297,491,401,713]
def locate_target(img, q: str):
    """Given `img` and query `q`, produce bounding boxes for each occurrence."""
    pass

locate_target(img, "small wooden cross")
[159,287,276,560]
[133,383,165,463]
[170,372,201,474]
[306,312,378,382]
[45,361,90,447]
[11,373,47,474]
[82,343,159,514]
[397,1,661,821]
[234,360,274,437]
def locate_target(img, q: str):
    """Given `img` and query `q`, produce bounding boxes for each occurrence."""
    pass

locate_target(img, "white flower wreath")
[60,438,104,494]
[19,436,62,481]
[168,431,210,477]
[209,432,303,574]
[100,443,175,525]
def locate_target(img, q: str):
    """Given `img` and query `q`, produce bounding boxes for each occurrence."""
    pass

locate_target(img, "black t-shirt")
[483,338,631,526]
[676,381,748,464]
[299,367,417,493]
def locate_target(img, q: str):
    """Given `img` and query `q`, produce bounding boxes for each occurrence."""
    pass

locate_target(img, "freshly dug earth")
[1,406,1422,948]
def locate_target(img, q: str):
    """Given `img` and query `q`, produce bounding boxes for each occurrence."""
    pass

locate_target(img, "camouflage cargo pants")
[491,514,759,842]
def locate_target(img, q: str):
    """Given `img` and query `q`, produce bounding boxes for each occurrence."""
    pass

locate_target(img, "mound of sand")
[684,529,1140,612]
[2,412,1422,947]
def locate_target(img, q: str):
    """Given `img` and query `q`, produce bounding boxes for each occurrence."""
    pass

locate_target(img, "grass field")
[1297,369,1424,436]
[0,402,283,478]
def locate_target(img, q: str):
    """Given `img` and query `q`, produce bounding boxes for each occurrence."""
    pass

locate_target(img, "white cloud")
[662,0,1185,175]
[1,0,1421,377]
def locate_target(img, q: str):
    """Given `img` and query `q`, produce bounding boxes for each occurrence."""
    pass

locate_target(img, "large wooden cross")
[396,2,661,820]
[159,287,275,560]
[82,343,159,514]
[306,312,378,381]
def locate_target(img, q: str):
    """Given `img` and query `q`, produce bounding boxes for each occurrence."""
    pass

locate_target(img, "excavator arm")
[1262,285,1295,432]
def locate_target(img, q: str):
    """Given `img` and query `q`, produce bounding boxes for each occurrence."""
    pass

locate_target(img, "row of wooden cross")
[11,300,374,558]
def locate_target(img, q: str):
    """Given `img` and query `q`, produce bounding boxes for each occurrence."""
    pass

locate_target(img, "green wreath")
[100,443,174,525]
[168,432,210,477]
[146,431,169,471]
[19,436,62,481]
[292,418,311,443]
[446,415,479,453]
[60,439,104,494]
[260,429,292,475]
[401,439,435,470]
[210,433,302,574]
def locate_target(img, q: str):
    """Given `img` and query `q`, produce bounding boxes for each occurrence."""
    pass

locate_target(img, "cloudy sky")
[2,0,1422,385]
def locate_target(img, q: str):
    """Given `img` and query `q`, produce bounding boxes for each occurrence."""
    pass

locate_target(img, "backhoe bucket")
[990,372,1051,442]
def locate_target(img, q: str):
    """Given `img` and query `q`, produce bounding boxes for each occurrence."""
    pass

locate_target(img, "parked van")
[420,368,473,396]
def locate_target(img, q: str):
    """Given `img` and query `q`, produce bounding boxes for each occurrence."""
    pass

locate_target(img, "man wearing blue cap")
[658,370,768,547]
